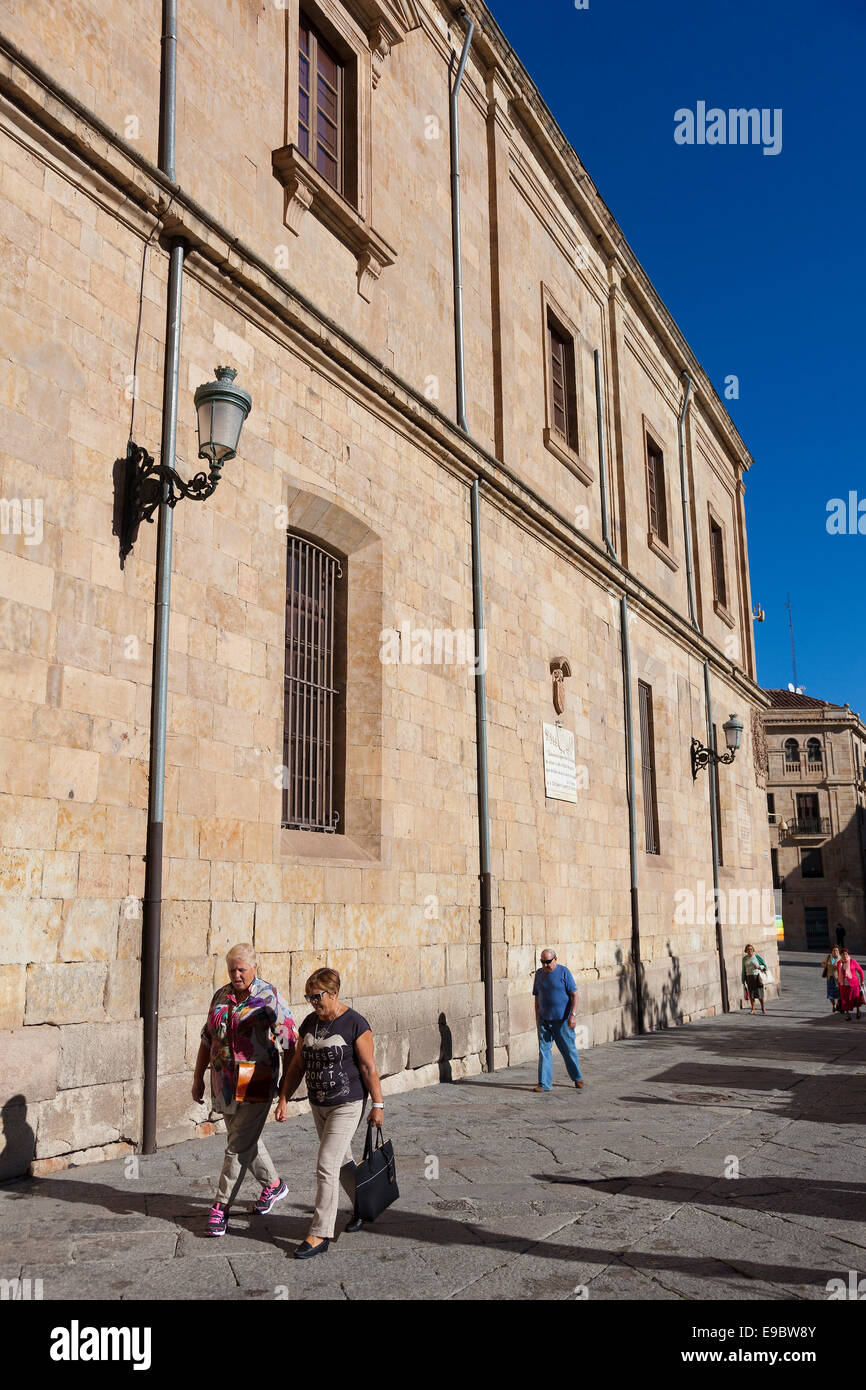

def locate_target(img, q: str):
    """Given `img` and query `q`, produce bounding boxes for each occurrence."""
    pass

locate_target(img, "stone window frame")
[801,847,825,879]
[272,0,409,302]
[540,284,593,486]
[279,487,384,865]
[642,416,678,572]
[707,499,736,629]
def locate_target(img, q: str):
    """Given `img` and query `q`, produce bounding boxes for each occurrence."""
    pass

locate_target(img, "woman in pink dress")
[836,949,864,1021]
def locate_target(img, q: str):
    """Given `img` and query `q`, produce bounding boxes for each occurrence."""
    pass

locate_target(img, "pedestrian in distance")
[193,944,297,1237]
[835,923,847,949]
[532,948,584,1092]
[276,968,385,1259]
[836,948,864,1022]
[741,942,768,1015]
[822,945,842,1013]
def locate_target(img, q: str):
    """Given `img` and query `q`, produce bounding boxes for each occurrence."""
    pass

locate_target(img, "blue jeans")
[537,1018,583,1089]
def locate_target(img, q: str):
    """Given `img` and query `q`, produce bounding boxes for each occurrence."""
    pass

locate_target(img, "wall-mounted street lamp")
[118,366,252,562]
[691,713,744,780]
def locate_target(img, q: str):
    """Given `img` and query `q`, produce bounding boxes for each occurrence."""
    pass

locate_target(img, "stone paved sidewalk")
[2,952,864,1301]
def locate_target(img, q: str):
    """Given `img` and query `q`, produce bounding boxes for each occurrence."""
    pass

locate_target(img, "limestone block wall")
[0,0,775,1176]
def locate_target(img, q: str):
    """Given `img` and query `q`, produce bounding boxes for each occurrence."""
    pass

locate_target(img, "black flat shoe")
[345,1217,364,1233]
[294,1238,330,1260]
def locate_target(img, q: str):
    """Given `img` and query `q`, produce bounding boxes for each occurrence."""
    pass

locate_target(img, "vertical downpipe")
[704,660,730,1012]
[678,372,698,630]
[450,11,494,1070]
[450,8,473,435]
[678,372,728,1014]
[472,480,495,1073]
[595,349,644,1034]
[142,0,186,1153]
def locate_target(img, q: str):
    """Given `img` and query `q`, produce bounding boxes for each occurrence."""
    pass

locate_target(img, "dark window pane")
[318,75,338,123]
[318,45,338,86]
[317,111,338,155]
[317,146,338,187]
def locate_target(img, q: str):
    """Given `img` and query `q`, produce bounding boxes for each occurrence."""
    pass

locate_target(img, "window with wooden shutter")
[710,516,727,609]
[299,15,344,194]
[547,313,578,453]
[283,534,345,832]
[646,436,668,546]
[638,680,660,855]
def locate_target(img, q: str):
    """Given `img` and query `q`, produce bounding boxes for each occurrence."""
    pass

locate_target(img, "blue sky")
[486,0,866,717]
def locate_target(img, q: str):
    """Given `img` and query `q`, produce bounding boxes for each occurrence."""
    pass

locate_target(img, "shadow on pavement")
[532,1168,866,1222]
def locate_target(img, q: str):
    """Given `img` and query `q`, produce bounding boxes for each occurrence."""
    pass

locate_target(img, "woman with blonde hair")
[741,943,768,1015]
[276,967,384,1258]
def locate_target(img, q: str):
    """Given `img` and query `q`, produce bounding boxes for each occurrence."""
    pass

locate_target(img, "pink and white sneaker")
[253,1180,288,1215]
[207,1202,227,1237]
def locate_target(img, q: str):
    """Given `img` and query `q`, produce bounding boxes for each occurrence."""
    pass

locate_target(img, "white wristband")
[371,1102,384,1109]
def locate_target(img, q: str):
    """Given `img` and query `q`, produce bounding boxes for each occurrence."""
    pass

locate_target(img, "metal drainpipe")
[675,371,728,1010]
[142,0,185,1153]
[678,372,698,630]
[450,8,473,434]
[704,660,730,1012]
[450,9,494,1071]
[595,349,644,1034]
[471,479,495,1073]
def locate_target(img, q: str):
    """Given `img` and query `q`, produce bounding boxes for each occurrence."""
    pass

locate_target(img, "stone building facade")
[0,0,776,1174]
[763,691,866,953]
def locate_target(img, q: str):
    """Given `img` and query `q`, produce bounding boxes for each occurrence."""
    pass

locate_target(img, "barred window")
[638,679,660,855]
[283,534,345,832]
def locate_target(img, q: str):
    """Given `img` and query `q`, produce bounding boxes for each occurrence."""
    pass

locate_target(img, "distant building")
[762,691,866,951]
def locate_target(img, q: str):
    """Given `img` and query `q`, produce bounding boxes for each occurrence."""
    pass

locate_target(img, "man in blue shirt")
[532,949,584,1092]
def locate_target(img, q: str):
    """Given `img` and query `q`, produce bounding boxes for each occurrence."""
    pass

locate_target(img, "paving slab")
[2,952,864,1301]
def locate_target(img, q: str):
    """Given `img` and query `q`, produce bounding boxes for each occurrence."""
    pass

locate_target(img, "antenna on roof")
[784,594,805,694]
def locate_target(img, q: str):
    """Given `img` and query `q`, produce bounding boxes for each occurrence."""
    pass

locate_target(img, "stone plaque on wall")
[543,722,578,803]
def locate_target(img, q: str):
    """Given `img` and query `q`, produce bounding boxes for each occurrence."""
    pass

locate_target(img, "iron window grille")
[638,679,660,855]
[283,534,344,832]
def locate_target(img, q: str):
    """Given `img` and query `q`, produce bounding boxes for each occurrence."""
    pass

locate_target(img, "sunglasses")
[541,958,556,966]
[304,991,332,1003]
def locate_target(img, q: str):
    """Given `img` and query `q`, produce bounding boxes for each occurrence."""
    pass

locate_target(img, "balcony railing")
[787,817,830,836]
[783,761,801,774]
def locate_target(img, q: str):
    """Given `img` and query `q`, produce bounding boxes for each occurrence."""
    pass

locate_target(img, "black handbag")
[353,1123,399,1222]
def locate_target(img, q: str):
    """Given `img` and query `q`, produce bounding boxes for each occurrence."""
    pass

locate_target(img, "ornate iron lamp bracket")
[691,737,735,781]
[117,441,223,564]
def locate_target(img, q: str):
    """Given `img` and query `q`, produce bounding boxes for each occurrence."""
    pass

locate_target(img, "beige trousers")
[216,1100,279,1205]
[309,1099,363,1239]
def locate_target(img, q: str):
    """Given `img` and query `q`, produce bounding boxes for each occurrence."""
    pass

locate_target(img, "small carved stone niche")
[550,657,572,717]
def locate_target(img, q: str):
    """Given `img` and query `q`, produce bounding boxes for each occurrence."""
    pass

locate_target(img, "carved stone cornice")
[272,144,396,301]
[347,0,423,83]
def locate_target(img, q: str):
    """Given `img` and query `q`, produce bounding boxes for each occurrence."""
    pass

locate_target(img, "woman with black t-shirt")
[276,966,385,1258]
